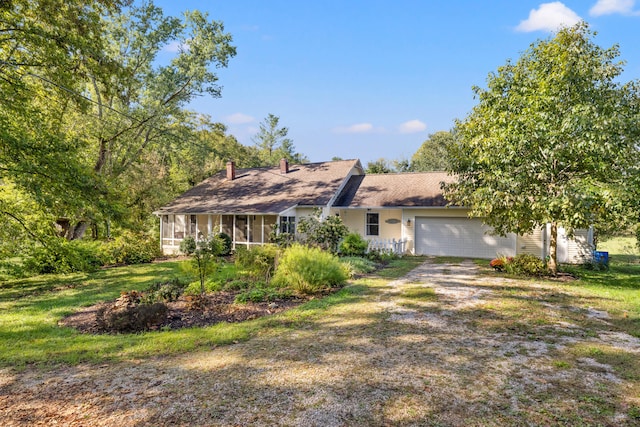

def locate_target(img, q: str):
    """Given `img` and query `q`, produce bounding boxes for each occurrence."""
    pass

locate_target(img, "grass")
[0,256,398,368]
[373,256,427,279]
[560,236,640,339]
[2,248,640,425]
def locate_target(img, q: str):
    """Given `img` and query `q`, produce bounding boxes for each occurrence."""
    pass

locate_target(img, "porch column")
[232,215,236,250]
[171,215,175,247]
[246,215,250,247]
[207,215,212,237]
[159,216,163,251]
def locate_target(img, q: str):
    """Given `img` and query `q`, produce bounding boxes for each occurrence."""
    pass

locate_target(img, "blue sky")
[155,0,640,166]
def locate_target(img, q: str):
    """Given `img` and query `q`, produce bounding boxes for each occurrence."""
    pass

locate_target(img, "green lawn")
[0,249,637,369]
[1,253,639,425]
[0,257,425,368]
[562,237,640,338]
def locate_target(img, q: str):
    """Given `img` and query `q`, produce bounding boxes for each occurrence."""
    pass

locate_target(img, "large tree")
[411,131,455,171]
[444,23,640,273]
[1,1,237,240]
[252,114,307,165]
[0,0,125,243]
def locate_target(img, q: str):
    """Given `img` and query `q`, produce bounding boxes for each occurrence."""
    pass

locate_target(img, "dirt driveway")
[1,260,639,426]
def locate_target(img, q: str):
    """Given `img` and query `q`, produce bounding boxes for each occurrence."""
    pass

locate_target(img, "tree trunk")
[65,220,90,240]
[548,222,558,275]
[94,138,108,173]
[56,218,70,238]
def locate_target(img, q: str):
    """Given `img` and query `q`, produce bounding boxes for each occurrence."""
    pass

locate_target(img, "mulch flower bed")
[59,291,316,334]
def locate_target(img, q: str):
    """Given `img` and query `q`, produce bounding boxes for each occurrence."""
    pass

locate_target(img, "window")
[366,213,379,236]
[280,216,296,234]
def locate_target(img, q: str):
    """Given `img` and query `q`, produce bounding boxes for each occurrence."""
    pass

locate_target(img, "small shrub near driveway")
[491,254,547,276]
[339,233,368,257]
[272,244,349,294]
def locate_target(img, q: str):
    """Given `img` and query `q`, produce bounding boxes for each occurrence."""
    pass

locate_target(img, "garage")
[415,217,516,258]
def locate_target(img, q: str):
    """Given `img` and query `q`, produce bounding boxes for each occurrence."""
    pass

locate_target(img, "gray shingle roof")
[333,172,456,207]
[155,159,361,214]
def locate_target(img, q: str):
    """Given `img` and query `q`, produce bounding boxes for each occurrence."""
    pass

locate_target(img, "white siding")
[516,227,544,258]
[556,227,593,264]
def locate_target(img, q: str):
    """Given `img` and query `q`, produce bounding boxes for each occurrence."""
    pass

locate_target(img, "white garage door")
[415,217,515,258]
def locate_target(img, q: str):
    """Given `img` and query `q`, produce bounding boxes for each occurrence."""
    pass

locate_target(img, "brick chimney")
[226,161,235,180]
[279,158,289,174]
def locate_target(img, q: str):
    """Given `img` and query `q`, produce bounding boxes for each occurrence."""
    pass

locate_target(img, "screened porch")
[160,214,279,254]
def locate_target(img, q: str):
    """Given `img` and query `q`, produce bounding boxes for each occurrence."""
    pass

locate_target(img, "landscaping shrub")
[296,209,349,253]
[272,244,349,294]
[581,259,609,271]
[234,284,291,303]
[217,232,232,255]
[269,229,295,248]
[367,249,399,264]
[180,235,226,295]
[339,233,368,257]
[502,254,547,276]
[235,245,278,282]
[183,279,223,295]
[24,239,104,274]
[223,279,252,291]
[143,278,187,303]
[105,231,160,265]
[96,291,168,333]
[179,235,197,254]
[340,256,377,277]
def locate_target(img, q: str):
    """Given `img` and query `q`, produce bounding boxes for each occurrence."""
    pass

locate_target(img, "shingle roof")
[333,172,456,208]
[155,159,361,214]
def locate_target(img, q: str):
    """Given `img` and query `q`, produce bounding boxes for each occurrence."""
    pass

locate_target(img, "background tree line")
[0,0,305,275]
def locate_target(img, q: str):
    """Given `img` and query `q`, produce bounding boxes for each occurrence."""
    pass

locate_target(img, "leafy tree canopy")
[0,0,239,240]
[365,158,394,174]
[444,22,640,272]
[410,131,455,171]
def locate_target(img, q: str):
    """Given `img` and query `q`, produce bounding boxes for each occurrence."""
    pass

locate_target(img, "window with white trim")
[366,213,379,236]
[279,216,296,234]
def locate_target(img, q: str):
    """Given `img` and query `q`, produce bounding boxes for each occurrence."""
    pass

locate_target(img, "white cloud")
[516,2,582,32]
[163,40,188,53]
[590,0,639,16]
[398,119,427,134]
[224,113,255,125]
[333,123,375,134]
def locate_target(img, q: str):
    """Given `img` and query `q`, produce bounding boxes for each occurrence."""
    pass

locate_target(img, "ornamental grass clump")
[272,244,349,294]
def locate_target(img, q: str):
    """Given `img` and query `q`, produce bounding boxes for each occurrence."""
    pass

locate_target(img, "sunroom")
[159,213,281,254]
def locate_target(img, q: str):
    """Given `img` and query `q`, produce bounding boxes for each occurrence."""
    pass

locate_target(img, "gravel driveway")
[1,260,638,426]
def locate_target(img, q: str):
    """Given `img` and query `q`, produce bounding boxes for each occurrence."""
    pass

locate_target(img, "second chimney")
[280,158,289,174]
[226,161,236,180]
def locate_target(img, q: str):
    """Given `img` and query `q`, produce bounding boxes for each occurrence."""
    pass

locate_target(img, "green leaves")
[446,23,640,268]
[1,1,238,240]
[252,114,307,166]
[410,131,455,172]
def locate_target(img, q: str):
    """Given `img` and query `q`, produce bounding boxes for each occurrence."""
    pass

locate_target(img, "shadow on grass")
[0,262,185,302]
[2,258,639,426]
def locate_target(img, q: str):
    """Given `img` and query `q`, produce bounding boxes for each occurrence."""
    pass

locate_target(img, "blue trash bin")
[593,251,609,266]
